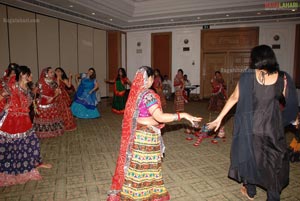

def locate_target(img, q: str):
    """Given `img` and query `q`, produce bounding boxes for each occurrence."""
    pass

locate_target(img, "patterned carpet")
[0,99,299,201]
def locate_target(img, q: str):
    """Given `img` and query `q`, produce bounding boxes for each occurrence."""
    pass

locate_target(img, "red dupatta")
[173,73,184,88]
[107,67,157,200]
[37,68,58,105]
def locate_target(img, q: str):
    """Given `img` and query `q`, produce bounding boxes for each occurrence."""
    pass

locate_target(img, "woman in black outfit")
[207,45,298,201]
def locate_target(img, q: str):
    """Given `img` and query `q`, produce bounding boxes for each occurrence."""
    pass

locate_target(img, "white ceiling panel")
[1,0,299,31]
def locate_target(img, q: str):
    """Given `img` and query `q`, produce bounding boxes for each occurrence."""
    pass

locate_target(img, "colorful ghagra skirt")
[120,124,170,201]
[112,93,127,114]
[174,88,184,112]
[34,103,64,138]
[0,129,42,186]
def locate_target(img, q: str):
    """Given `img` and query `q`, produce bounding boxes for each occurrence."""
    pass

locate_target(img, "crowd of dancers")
[1,44,300,201]
[0,64,101,186]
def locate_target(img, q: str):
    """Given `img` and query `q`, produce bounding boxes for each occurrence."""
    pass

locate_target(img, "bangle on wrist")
[177,112,181,121]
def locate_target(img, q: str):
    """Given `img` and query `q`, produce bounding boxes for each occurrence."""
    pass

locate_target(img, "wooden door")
[151,32,172,78]
[202,52,227,98]
[107,31,121,93]
[201,27,258,98]
[226,52,251,95]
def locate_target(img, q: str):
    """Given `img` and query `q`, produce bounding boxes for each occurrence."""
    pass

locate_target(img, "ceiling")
[2,0,300,31]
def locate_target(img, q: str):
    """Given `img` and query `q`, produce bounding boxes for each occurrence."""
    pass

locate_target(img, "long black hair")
[6,63,19,77]
[15,65,31,82]
[141,66,154,78]
[89,67,96,80]
[154,69,164,81]
[117,67,127,80]
[249,45,279,74]
[55,67,68,80]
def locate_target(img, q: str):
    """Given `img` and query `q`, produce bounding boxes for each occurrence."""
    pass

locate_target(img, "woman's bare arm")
[149,104,202,125]
[207,83,240,131]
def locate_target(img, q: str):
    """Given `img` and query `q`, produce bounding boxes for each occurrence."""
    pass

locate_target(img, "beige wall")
[59,20,78,77]
[36,14,59,71]
[78,25,94,73]
[94,29,107,99]
[0,5,107,96]
[0,5,9,71]
[8,7,38,78]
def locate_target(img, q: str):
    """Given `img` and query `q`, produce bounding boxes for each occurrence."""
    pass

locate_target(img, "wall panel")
[8,7,38,80]
[59,20,78,78]
[94,29,107,97]
[78,25,93,73]
[0,5,9,73]
[259,24,295,78]
[36,14,59,71]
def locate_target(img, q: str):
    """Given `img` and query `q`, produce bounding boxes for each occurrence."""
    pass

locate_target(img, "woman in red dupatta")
[173,69,185,112]
[152,69,166,108]
[0,63,18,112]
[33,67,64,138]
[107,66,202,201]
[0,65,51,187]
[55,67,77,131]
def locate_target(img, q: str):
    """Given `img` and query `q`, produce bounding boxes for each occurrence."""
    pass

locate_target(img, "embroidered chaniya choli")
[0,81,43,186]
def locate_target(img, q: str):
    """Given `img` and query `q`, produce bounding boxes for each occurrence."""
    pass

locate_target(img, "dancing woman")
[173,69,185,112]
[208,71,227,144]
[55,67,77,131]
[107,66,201,201]
[207,45,298,200]
[71,67,100,118]
[33,67,64,138]
[152,69,166,107]
[105,67,131,114]
[0,63,18,112]
[0,65,51,187]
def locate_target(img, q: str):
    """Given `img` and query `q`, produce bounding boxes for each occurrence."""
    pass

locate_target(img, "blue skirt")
[71,102,100,119]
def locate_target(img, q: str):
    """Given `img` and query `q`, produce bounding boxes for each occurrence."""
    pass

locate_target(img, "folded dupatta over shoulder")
[108,67,161,200]
[173,73,184,88]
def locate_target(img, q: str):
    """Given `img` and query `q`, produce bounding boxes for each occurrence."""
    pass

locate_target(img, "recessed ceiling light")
[109,18,113,21]
[170,19,174,22]
[197,17,201,19]
[291,9,296,12]
[92,12,95,15]
[257,12,261,15]
[69,5,73,8]
[226,14,230,17]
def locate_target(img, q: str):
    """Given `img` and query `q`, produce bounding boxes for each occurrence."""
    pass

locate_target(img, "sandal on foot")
[211,136,226,144]
[211,136,220,144]
[193,137,203,146]
[186,136,193,140]
[240,186,254,200]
